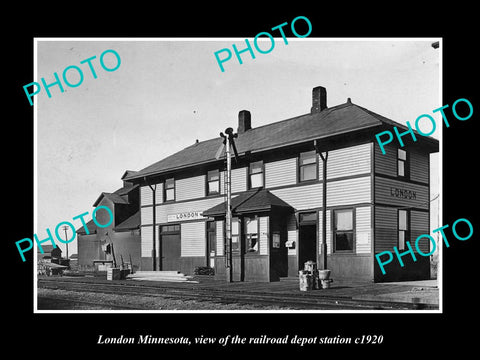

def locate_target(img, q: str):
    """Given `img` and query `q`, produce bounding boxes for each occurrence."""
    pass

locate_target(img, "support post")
[320,151,328,270]
[315,140,328,270]
[146,178,157,271]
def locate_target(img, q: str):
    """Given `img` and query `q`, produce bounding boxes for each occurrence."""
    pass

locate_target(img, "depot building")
[124,86,439,282]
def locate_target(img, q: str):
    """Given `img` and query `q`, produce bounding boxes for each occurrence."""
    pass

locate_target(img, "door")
[206,221,216,268]
[298,212,317,271]
[160,224,181,271]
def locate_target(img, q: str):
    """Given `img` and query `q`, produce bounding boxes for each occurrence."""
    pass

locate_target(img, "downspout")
[315,140,328,270]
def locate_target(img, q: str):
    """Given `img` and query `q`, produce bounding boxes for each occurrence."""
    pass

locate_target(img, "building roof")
[113,211,140,232]
[92,184,139,207]
[202,189,294,217]
[121,170,138,180]
[125,101,439,181]
[76,211,140,234]
[37,245,62,260]
[76,218,97,235]
[37,245,56,254]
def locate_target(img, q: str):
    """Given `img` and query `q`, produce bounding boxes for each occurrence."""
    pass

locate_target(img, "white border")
[33,39,39,312]
[33,37,443,315]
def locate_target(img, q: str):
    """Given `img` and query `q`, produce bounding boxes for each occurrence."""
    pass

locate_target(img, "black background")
[6,4,478,356]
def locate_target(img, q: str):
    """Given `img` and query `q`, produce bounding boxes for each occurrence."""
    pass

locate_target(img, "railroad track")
[37,277,429,310]
[37,296,146,310]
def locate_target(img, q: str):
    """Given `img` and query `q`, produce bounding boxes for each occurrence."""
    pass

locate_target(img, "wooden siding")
[140,184,163,206]
[318,210,332,255]
[111,230,141,269]
[272,176,371,211]
[157,183,164,203]
[216,220,224,256]
[259,216,269,255]
[374,206,397,252]
[265,158,297,188]
[141,206,153,225]
[375,176,429,210]
[181,221,206,257]
[77,233,99,266]
[326,177,371,207]
[409,148,429,184]
[231,167,247,193]
[321,143,371,180]
[356,206,372,254]
[141,143,372,209]
[176,175,205,201]
[220,167,247,194]
[411,210,430,253]
[375,142,430,185]
[140,186,153,206]
[287,214,297,256]
[271,183,323,210]
[375,142,397,177]
[140,225,158,258]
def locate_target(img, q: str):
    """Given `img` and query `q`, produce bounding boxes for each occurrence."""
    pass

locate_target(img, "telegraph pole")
[62,225,69,260]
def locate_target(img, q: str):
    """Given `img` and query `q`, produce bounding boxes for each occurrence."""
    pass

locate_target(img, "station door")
[160,225,181,271]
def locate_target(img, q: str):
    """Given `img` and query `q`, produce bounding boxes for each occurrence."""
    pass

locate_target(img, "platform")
[39,274,440,310]
[127,271,198,283]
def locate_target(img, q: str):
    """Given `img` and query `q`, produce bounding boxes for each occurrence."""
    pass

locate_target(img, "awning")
[202,189,293,217]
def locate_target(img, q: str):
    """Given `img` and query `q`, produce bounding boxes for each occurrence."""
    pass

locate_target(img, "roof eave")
[92,192,107,207]
[126,123,383,181]
[113,226,139,232]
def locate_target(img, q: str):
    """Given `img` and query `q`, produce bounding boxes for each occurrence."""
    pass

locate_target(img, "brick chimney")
[311,86,327,113]
[238,110,251,133]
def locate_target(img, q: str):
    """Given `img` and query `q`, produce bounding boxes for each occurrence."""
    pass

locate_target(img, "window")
[249,161,264,188]
[207,221,216,267]
[398,149,407,177]
[164,178,175,201]
[299,150,317,182]
[207,170,220,195]
[231,217,240,252]
[333,209,354,252]
[299,212,317,223]
[207,221,216,251]
[244,217,258,253]
[160,224,180,233]
[398,210,409,251]
[272,232,281,249]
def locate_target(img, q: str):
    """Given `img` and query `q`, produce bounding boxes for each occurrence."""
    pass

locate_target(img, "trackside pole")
[225,132,233,282]
[219,127,238,283]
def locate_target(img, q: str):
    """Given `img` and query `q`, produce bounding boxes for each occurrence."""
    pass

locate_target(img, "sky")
[35,38,441,255]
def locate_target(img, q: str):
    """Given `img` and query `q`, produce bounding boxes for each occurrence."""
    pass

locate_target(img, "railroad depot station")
[77,86,438,283]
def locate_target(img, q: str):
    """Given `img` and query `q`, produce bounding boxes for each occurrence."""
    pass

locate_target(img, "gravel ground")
[37,288,294,311]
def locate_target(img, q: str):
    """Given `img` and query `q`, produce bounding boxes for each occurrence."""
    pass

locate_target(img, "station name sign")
[390,187,417,200]
[167,211,206,223]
